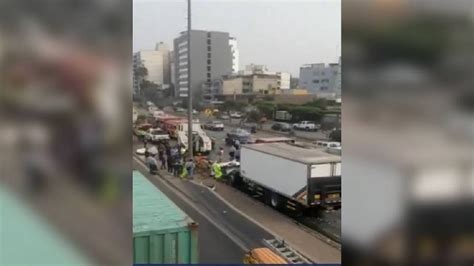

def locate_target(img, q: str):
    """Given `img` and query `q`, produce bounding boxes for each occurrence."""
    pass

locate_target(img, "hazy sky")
[133,0,341,77]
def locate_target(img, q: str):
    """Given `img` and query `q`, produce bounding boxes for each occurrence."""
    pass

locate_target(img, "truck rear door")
[308,163,341,207]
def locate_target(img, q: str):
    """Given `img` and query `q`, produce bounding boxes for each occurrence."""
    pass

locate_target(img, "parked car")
[293,121,318,131]
[145,128,170,142]
[203,121,225,131]
[225,128,251,145]
[230,112,243,119]
[241,122,257,133]
[176,107,186,113]
[271,122,292,132]
[219,114,230,120]
[314,140,341,148]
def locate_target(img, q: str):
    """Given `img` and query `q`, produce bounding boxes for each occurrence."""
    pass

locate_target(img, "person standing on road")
[160,154,167,170]
[218,146,224,162]
[167,154,174,173]
[145,154,158,174]
[185,159,195,179]
[211,161,223,180]
[259,117,267,130]
[143,137,148,148]
[170,145,178,158]
[235,146,241,161]
[229,145,236,160]
[173,156,181,177]
[165,142,171,158]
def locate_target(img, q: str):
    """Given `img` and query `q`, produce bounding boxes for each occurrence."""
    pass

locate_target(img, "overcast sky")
[133,0,340,77]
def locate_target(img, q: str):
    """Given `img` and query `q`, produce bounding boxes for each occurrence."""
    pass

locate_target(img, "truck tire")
[270,192,283,209]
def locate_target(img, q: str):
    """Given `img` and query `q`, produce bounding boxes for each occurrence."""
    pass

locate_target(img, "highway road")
[170,110,329,141]
[133,154,274,263]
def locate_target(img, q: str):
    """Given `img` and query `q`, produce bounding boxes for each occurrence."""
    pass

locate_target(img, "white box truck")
[235,143,341,212]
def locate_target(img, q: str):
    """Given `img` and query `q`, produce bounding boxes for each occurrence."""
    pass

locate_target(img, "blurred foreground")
[343,0,473,265]
[0,1,132,265]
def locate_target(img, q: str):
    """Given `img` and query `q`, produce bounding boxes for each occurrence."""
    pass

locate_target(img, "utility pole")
[187,0,193,160]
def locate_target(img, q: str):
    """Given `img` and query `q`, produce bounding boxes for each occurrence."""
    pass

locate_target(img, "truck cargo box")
[133,171,198,264]
[240,143,341,208]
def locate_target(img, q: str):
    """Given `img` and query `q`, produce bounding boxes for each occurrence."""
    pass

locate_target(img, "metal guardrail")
[263,238,312,264]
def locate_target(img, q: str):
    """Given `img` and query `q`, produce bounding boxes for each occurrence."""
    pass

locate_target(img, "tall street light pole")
[187,0,193,161]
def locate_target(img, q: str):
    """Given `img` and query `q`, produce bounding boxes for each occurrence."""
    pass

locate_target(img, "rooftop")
[133,171,193,235]
[242,143,341,164]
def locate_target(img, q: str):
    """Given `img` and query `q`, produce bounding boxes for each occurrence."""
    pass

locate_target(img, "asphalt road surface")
[133,156,274,263]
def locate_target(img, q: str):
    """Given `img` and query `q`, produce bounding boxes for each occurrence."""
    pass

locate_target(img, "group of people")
[144,140,195,179]
[143,138,241,181]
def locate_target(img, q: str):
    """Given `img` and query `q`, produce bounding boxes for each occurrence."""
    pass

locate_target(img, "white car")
[293,121,318,131]
[204,121,225,131]
[314,140,341,148]
[145,128,170,142]
[230,112,243,119]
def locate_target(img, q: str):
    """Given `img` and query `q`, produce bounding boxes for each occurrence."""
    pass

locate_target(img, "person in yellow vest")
[211,161,223,180]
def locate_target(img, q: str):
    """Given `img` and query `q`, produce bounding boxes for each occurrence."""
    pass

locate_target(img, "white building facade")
[229,37,239,74]
[134,42,171,89]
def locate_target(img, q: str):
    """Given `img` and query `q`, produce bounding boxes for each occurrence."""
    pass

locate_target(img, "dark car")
[241,122,257,133]
[225,128,251,145]
[271,122,291,132]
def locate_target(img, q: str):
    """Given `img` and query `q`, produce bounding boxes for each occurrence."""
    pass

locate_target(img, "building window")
[207,73,211,78]
[207,78,211,83]
[207,66,211,71]
[321,86,328,91]
[313,80,319,83]
[207,59,211,65]
[207,39,211,45]
[207,53,211,59]
[207,32,211,38]
[207,46,211,52]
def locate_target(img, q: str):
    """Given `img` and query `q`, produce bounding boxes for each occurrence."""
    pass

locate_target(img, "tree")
[140,80,160,103]
[134,66,148,78]
[290,106,323,122]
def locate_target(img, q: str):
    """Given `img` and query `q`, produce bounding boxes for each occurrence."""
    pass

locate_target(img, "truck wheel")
[270,192,282,209]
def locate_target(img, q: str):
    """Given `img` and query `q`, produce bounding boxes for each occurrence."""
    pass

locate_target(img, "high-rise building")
[133,42,171,89]
[133,53,141,94]
[298,63,340,96]
[173,30,234,98]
